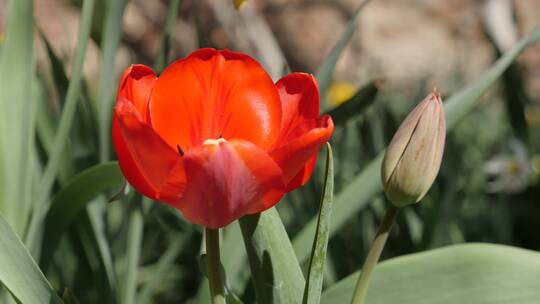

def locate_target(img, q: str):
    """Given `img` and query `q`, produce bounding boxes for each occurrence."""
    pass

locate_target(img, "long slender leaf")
[120,206,143,304]
[315,0,371,109]
[293,25,540,265]
[0,214,63,304]
[98,0,128,162]
[137,238,185,304]
[0,0,36,235]
[25,0,96,254]
[40,162,123,269]
[154,0,182,73]
[302,143,334,304]
[321,244,540,304]
[239,208,305,304]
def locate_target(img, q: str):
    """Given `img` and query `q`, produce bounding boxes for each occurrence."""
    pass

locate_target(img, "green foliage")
[321,244,540,304]
[239,208,305,304]
[0,0,540,302]
[0,0,35,236]
[0,214,63,304]
[303,144,334,304]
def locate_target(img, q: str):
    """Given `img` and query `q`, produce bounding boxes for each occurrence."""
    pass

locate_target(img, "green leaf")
[154,0,182,73]
[293,25,540,265]
[0,214,63,304]
[120,206,144,304]
[40,162,123,269]
[293,154,382,265]
[98,0,128,161]
[137,238,185,304]
[25,0,96,253]
[239,208,305,304]
[315,0,371,109]
[0,0,36,235]
[324,80,381,126]
[321,244,540,304]
[303,143,334,304]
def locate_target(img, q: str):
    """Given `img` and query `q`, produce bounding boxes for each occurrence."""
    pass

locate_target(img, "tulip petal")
[117,64,157,120]
[383,93,445,206]
[149,48,282,151]
[271,73,333,191]
[113,98,186,202]
[177,139,285,228]
[270,116,334,191]
[274,73,320,144]
[381,95,431,187]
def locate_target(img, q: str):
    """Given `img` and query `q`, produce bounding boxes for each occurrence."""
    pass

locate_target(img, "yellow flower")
[327,80,356,106]
[234,0,247,9]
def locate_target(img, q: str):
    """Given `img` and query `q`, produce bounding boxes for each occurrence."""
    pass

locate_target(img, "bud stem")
[206,228,226,304]
[350,206,399,304]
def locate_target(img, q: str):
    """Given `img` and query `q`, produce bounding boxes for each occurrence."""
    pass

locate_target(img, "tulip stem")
[205,228,226,304]
[350,206,399,304]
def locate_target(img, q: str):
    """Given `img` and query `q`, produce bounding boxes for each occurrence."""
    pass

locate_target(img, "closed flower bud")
[381,91,446,207]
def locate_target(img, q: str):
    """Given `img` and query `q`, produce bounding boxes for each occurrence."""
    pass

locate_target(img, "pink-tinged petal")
[177,139,285,228]
[274,72,320,146]
[148,48,282,151]
[117,64,157,121]
[113,98,186,202]
[270,115,334,190]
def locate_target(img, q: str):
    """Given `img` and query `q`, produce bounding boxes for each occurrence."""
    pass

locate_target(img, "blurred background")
[1,0,540,303]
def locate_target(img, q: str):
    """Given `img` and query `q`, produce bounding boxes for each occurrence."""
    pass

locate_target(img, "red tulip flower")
[112,49,334,228]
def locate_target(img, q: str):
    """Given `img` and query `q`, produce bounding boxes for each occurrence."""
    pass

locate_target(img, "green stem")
[206,228,226,304]
[350,206,399,304]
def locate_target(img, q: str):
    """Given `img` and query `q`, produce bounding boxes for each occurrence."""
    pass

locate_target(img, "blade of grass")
[0,0,36,235]
[98,0,128,162]
[292,25,540,265]
[120,206,143,304]
[303,143,334,304]
[239,208,305,304]
[315,0,372,109]
[137,237,185,304]
[0,214,63,304]
[39,162,123,269]
[25,0,96,255]
[154,0,182,73]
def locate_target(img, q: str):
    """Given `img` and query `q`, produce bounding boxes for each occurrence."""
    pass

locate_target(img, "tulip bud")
[381,91,446,207]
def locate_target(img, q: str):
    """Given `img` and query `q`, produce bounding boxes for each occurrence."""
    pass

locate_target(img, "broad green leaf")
[0,0,36,235]
[154,0,182,73]
[315,0,371,109]
[98,0,128,161]
[293,25,540,265]
[25,0,96,254]
[239,208,305,304]
[221,221,248,290]
[303,143,334,304]
[325,80,380,126]
[40,162,123,268]
[0,214,63,304]
[321,244,540,304]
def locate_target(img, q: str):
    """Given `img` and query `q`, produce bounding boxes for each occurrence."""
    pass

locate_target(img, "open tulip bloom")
[112,48,334,228]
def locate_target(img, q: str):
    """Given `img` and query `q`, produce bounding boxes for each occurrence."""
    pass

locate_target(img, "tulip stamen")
[177,145,185,156]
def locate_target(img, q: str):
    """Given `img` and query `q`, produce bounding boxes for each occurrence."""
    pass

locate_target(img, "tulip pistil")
[203,138,227,147]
